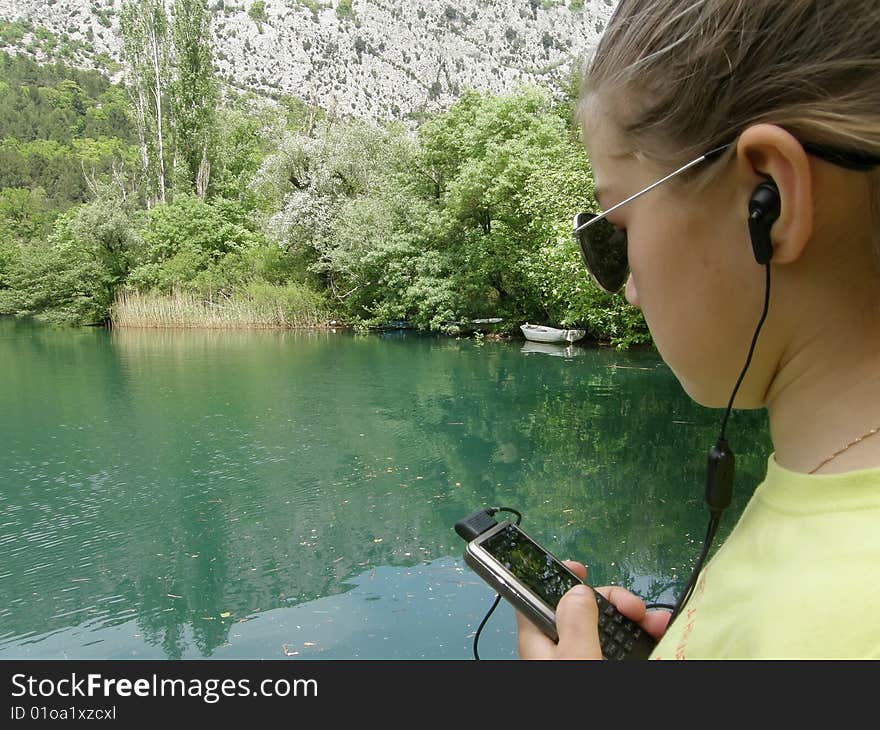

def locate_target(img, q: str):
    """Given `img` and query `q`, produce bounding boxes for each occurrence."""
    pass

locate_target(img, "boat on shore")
[520,323,586,344]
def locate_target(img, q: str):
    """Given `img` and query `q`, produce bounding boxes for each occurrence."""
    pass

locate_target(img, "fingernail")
[570,585,592,597]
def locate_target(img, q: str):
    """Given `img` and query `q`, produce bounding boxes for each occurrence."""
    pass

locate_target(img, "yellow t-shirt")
[650,454,880,659]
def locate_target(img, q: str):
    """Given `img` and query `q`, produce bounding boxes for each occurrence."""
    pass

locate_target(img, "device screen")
[480,523,581,609]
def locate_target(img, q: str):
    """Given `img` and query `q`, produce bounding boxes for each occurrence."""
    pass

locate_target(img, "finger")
[643,608,673,639]
[553,585,602,659]
[561,560,586,581]
[516,610,556,659]
[595,585,647,623]
[595,586,673,640]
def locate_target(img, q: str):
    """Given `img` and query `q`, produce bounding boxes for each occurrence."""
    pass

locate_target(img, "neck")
[767,331,880,474]
[751,162,880,474]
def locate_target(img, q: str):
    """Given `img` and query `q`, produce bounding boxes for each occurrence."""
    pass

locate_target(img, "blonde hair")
[579,0,880,254]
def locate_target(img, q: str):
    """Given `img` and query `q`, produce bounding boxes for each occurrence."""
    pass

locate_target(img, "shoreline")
[6,313,640,349]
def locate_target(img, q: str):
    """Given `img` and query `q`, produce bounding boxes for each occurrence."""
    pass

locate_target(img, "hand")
[516,560,671,659]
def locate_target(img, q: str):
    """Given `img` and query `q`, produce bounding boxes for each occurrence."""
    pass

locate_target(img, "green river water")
[0,318,771,659]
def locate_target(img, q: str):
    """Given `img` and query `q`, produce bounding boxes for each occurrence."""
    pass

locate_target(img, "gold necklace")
[809,426,880,474]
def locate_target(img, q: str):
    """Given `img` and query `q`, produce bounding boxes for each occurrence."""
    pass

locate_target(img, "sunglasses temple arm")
[575,145,731,234]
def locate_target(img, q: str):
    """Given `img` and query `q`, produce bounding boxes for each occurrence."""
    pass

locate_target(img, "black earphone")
[670,179,781,623]
[748,181,781,265]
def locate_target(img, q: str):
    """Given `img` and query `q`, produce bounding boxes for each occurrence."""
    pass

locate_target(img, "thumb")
[554,585,602,659]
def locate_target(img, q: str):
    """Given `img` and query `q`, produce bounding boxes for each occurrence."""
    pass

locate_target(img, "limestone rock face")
[0,0,616,121]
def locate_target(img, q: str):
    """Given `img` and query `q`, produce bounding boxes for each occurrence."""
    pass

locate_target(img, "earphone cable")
[668,513,720,623]
[719,264,772,440]
[671,262,772,625]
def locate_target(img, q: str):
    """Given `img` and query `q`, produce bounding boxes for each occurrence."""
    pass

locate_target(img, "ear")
[735,124,813,264]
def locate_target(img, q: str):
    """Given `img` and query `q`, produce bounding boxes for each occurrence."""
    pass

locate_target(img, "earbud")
[747,181,781,265]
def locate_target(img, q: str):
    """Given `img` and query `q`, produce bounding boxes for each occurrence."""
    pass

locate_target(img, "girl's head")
[577,0,880,407]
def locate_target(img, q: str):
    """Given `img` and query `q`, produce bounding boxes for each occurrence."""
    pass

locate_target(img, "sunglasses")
[573,140,880,294]
[572,144,731,294]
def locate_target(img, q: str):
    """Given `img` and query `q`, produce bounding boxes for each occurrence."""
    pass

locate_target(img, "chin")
[677,378,727,409]
[653,338,732,409]
[679,375,765,411]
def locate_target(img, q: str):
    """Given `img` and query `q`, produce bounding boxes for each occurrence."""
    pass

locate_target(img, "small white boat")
[520,323,586,344]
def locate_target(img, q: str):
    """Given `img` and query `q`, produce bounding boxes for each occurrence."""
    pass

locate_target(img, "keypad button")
[594,602,657,659]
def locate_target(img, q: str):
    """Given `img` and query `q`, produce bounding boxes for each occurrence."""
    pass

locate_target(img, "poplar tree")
[170,0,218,199]
[120,0,171,206]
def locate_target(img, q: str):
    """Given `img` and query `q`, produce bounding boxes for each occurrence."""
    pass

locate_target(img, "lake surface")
[0,317,771,659]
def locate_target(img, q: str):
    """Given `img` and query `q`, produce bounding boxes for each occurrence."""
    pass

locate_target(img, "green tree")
[127,194,267,295]
[84,85,136,142]
[256,118,380,251]
[120,0,171,206]
[411,87,577,324]
[248,0,267,26]
[0,235,16,300]
[0,195,141,324]
[253,117,396,319]
[251,86,649,343]
[1,138,91,207]
[0,187,55,245]
[171,0,219,198]
[0,52,137,208]
[406,86,648,344]
[208,96,285,206]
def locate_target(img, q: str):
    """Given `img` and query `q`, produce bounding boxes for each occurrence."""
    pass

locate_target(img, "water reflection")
[0,320,771,658]
[520,341,584,358]
[7,558,514,660]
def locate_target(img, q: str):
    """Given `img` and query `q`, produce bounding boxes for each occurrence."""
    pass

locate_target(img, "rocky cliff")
[0,0,616,121]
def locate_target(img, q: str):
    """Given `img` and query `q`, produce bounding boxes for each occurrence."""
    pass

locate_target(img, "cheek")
[627,214,754,407]
[626,216,693,320]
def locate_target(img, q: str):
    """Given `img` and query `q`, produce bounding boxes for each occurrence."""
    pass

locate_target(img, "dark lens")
[573,212,629,294]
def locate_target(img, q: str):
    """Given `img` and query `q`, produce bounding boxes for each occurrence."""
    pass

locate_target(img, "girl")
[518,0,880,659]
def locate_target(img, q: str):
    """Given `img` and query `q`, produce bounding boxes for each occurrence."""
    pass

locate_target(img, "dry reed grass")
[110,286,335,329]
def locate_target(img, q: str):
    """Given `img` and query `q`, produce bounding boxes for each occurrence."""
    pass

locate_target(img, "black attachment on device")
[455,506,522,660]
[454,509,499,541]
